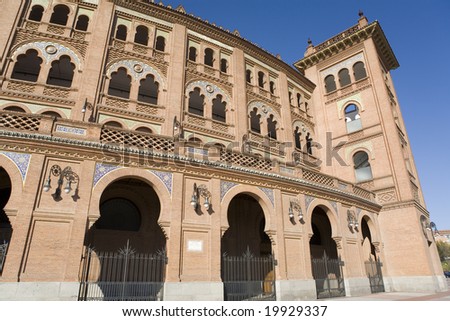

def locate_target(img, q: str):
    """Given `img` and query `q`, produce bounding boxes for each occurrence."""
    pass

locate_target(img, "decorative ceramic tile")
[0,152,31,181]
[258,187,274,207]
[187,147,208,156]
[93,163,120,186]
[330,201,339,214]
[55,125,86,136]
[107,60,165,86]
[149,170,173,195]
[14,41,81,68]
[220,181,239,201]
[186,80,231,103]
[305,195,315,211]
[248,100,280,118]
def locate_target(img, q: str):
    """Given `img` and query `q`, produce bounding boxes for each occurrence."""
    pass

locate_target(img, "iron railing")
[78,242,167,301]
[222,248,276,301]
[0,241,8,274]
[365,258,385,293]
[311,253,345,299]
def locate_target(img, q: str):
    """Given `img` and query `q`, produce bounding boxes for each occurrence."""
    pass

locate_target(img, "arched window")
[188,87,204,116]
[115,25,127,41]
[104,121,122,128]
[46,56,75,88]
[204,48,214,67]
[353,61,367,81]
[294,127,302,149]
[338,68,351,87]
[250,108,261,133]
[28,5,44,22]
[75,15,89,31]
[353,151,373,182]
[297,93,302,108]
[135,127,152,134]
[138,74,159,105]
[212,95,226,122]
[267,114,277,140]
[246,69,252,83]
[324,74,336,93]
[220,59,228,73]
[344,104,362,133]
[258,71,265,88]
[3,106,26,113]
[134,25,149,46]
[269,81,275,95]
[288,91,293,105]
[155,36,166,52]
[306,133,313,155]
[41,111,62,118]
[108,68,131,99]
[11,49,42,82]
[49,5,70,26]
[188,47,197,62]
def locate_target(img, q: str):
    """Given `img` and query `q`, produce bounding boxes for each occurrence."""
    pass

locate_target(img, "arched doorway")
[79,178,167,301]
[221,194,275,301]
[0,168,12,275]
[309,206,345,298]
[361,216,385,293]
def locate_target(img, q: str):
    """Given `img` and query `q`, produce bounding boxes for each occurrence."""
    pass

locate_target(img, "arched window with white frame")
[344,104,362,133]
[353,151,373,182]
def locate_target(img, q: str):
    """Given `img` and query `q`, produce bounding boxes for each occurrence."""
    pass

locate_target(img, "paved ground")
[321,279,450,301]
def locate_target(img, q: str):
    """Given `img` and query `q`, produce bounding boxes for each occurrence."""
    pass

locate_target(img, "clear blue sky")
[164,0,450,229]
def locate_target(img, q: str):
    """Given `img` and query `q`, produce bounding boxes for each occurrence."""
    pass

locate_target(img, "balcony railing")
[0,111,376,202]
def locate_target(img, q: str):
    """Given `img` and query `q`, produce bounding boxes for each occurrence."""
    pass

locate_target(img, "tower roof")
[294,19,399,72]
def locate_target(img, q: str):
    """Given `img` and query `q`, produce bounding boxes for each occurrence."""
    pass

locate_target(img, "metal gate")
[365,258,385,293]
[222,248,276,301]
[311,253,345,299]
[78,242,167,301]
[0,241,8,274]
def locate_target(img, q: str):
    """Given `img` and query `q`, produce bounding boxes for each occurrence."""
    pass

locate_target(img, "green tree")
[436,241,450,272]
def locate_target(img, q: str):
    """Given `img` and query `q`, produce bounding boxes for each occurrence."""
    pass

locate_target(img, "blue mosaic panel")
[305,195,315,211]
[93,163,120,186]
[330,201,339,214]
[149,170,173,195]
[220,181,239,201]
[0,151,31,181]
[258,187,274,207]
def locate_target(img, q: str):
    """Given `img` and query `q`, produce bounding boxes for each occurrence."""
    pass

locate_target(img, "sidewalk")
[320,279,450,301]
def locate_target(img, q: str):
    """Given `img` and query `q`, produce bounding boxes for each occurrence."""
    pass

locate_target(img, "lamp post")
[190,183,211,212]
[288,199,303,223]
[43,165,79,201]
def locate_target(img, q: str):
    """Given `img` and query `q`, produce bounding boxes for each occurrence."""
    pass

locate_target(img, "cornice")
[381,200,429,216]
[295,21,399,72]
[0,129,380,211]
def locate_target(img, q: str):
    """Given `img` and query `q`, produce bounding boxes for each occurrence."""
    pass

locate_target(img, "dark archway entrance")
[221,194,275,301]
[361,216,384,293]
[0,168,12,275]
[79,178,167,301]
[309,206,345,299]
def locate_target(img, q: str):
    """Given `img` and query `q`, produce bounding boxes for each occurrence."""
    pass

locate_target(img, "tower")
[295,12,445,292]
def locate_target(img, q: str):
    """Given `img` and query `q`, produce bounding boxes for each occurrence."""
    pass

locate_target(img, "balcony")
[0,110,377,204]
